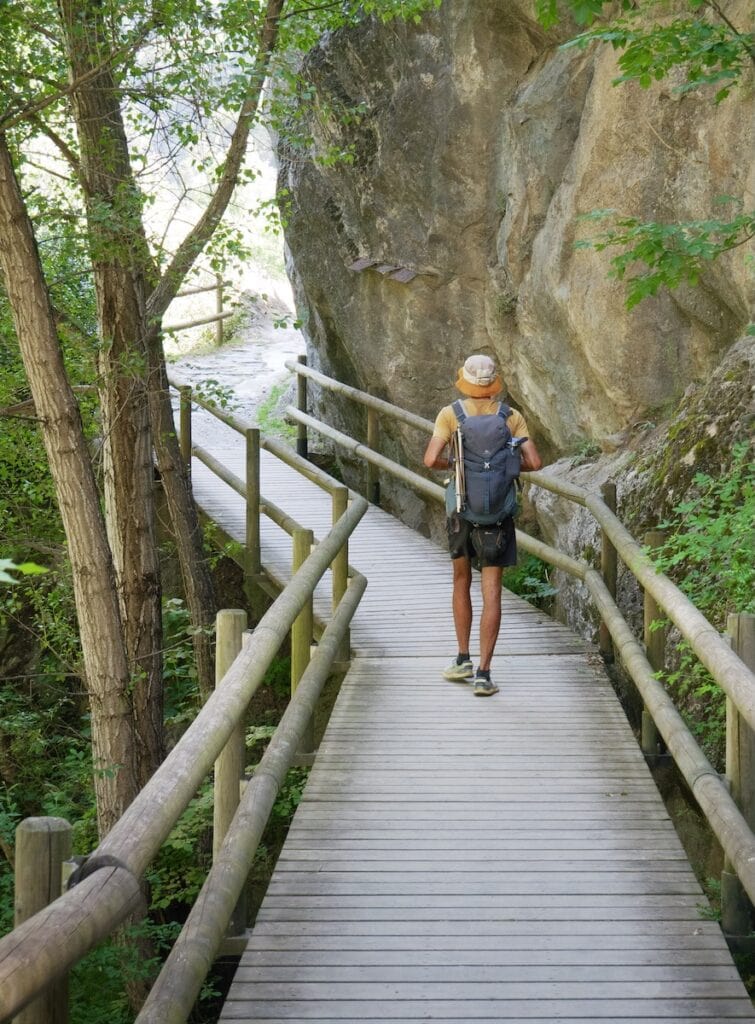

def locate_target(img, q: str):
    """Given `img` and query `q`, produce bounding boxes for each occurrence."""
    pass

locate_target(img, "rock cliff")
[279,0,753,460]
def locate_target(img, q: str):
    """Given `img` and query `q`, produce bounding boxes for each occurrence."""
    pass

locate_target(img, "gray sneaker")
[442,658,474,682]
[473,674,499,696]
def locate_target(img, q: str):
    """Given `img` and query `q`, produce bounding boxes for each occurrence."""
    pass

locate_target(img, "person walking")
[423,354,543,695]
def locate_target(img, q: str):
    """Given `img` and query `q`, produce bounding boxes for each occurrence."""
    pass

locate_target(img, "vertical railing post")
[331,487,348,611]
[641,529,666,760]
[245,427,261,575]
[722,613,755,937]
[296,355,308,460]
[14,817,72,1024]
[213,609,248,937]
[215,272,224,347]
[331,486,349,660]
[367,407,380,505]
[179,386,192,475]
[292,527,315,752]
[599,480,617,662]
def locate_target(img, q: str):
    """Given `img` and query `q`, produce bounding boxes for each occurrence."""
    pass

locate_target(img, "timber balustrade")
[164,268,233,343]
[0,391,368,1023]
[284,357,755,915]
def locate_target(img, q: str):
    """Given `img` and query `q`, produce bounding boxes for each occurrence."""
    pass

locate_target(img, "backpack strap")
[496,402,511,419]
[452,399,467,425]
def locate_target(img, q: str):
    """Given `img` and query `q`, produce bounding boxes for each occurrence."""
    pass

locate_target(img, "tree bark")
[146,330,217,702]
[58,0,164,785]
[0,134,139,836]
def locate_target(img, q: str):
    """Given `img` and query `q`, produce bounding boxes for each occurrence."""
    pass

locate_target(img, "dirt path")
[169,289,305,447]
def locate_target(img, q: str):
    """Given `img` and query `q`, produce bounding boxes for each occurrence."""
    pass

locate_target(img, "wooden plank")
[233,963,742,982]
[227,980,747,999]
[220,997,755,1019]
[241,932,730,951]
[238,948,737,966]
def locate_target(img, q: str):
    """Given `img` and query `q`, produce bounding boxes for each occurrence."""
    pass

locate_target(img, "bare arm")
[520,438,543,472]
[423,436,449,470]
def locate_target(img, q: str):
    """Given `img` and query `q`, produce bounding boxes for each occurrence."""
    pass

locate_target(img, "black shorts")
[446,514,517,568]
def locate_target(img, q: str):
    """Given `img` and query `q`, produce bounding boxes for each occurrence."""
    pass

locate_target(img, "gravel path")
[168,292,305,448]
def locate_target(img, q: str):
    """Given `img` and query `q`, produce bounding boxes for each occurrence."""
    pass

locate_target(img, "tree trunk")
[139,0,286,701]
[146,330,217,701]
[58,0,164,785]
[0,135,139,836]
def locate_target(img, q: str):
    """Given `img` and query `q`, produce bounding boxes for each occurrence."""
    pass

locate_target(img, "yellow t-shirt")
[432,398,529,445]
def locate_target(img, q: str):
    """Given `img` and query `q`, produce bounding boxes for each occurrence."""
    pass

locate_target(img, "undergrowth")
[256,380,296,441]
[503,554,558,610]
[651,441,754,769]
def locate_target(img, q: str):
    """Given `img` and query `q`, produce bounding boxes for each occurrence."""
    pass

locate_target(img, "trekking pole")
[452,428,464,513]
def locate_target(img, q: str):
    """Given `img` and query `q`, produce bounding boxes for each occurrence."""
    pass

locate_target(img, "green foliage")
[70,920,181,1024]
[192,378,238,411]
[270,766,308,822]
[0,869,12,936]
[256,380,296,441]
[558,4,754,102]
[654,442,754,619]
[650,442,754,766]
[503,555,558,608]
[538,0,754,102]
[570,439,602,465]
[147,782,214,910]
[699,875,722,920]
[576,205,755,309]
[536,0,621,30]
[535,0,754,315]
[0,559,47,584]
[162,598,201,728]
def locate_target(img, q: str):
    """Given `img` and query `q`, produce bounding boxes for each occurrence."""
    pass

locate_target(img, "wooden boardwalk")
[187,424,755,1022]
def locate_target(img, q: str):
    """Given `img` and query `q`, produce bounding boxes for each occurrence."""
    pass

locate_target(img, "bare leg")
[479,565,503,671]
[451,557,472,654]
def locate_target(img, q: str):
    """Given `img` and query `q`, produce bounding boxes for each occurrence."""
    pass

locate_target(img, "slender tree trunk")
[141,0,286,699]
[0,135,139,836]
[138,0,284,696]
[58,0,164,784]
[146,330,217,701]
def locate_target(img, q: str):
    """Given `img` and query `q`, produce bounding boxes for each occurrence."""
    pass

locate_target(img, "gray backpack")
[445,400,524,525]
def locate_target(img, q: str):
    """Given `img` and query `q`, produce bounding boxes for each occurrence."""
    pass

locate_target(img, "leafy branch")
[537,0,754,101]
[576,206,755,311]
[0,18,155,131]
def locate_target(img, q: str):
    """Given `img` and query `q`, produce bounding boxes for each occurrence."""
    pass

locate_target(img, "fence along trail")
[185,425,755,1022]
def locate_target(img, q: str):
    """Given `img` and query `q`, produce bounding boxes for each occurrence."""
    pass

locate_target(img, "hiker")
[423,354,543,696]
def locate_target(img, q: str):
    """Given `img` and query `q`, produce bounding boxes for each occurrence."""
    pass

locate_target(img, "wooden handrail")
[0,485,368,1022]
[135,572,368,1024]
[94,496,367,878]
[284,358,434,433]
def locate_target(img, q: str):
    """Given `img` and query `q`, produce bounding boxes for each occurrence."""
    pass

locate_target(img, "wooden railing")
[164,268,234,343]
[284,357,755,924]
[0,388,368,1024]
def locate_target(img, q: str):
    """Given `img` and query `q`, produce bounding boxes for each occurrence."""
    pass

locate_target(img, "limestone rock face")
[279,0,753,459]
[528,336,755,638]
